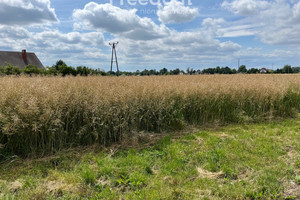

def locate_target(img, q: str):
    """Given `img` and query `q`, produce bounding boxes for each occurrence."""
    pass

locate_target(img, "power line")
[109,42,119,76]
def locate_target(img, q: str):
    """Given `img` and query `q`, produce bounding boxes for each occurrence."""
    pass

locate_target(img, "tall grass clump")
[1,75,300,157]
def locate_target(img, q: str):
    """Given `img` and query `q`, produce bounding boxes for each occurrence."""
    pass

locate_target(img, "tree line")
[0,60,299,76]
[0,60,106,76]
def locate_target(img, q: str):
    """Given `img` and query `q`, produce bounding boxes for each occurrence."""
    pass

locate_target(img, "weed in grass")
[222,167,238,180]
[81,166,96,185]
[116,172,130,187]
[206,149,224,172]
[128,172,147,189]
[286,167,296,179]
[295,157,300,169]
[92,187,115,200]
[256,173,283,199]
[145,165,153,175]
[295,175,300,184]
[23,176,37,189]
[285,196,298,200]
[154,135,172,151]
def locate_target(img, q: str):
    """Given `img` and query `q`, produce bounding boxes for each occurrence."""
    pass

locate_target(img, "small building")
[0,50,44,68]
[259,68,269,73]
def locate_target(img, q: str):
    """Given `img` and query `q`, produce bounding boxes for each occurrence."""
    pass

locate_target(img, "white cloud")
[202,18,225,27]
[73,2,170,40]
[202,18,226,37]
[112,30,241,67]
[0,25,30,39]
[34,31,104,47]
[222,29,255,37]
[0,25,106,66]
[219,24,259,37]
[222,0,300,45]
[157,0,199,24]
[0,0,58,25]
[293,1,300,19]
[235,47,299,63]
[222,0,269,15]
[70,2,242,68]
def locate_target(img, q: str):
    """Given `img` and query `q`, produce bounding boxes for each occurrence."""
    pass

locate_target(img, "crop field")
[1,74,300,157]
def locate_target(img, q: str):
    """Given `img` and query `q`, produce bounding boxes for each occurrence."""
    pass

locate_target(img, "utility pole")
[238,58,240,69]
[109,42,119,76]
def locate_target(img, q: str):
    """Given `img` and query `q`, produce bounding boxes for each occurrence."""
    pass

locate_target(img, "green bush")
[23,65,40,75]
[0,63,21,75]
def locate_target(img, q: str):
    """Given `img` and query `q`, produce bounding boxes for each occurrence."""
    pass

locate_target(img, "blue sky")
[0,0,300,71]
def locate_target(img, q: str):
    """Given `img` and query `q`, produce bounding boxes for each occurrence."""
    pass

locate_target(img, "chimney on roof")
[22,49,28,65]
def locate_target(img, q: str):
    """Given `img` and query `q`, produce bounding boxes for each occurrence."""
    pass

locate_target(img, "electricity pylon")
[109,42,119,75]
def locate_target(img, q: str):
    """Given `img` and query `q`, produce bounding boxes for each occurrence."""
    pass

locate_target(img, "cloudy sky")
[0,0,300,71]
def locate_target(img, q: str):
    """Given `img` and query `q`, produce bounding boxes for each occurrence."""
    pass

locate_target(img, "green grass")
[0,118,299,199]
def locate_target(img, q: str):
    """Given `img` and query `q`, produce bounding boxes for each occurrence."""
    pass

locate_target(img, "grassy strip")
[0,118,299,199]
[1,75,300,157]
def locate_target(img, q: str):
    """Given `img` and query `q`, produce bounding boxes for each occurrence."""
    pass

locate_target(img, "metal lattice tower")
[109,42,119,75]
